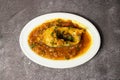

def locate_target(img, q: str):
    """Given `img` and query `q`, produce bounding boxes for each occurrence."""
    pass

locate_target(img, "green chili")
[30,43,36,48]
[65,56,70,60]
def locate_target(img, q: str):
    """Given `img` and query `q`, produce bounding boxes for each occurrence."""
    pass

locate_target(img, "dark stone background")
[0,0,120,80]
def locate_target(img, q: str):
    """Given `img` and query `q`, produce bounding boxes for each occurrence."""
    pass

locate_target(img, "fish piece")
[42,26,84,47]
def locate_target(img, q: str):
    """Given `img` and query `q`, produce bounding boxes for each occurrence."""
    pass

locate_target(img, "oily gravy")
[28,19,92,60]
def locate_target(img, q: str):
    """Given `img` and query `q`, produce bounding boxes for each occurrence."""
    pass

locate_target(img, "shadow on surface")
[71,12,104,60]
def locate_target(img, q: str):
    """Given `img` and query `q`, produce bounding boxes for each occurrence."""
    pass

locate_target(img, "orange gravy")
[28,19,92,60]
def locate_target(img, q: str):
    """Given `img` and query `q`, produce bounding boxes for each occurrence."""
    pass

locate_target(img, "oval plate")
[19,12,101,68]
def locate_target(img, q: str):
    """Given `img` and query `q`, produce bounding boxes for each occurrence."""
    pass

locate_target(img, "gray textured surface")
[0,0,120,80]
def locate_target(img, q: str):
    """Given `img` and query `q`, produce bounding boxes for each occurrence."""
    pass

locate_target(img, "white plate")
[19,12,101,68]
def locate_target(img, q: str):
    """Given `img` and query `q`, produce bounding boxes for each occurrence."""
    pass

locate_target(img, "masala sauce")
[28,19,92,60]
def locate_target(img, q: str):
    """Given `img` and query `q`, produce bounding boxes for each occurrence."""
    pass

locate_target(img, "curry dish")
[28,19,92,60]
